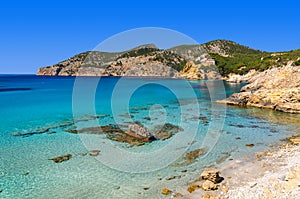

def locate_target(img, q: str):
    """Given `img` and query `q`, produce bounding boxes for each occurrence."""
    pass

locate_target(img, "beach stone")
[202,180,219,191]
[187,184,200,193]
[200,168,222,183]
[245,143,255,147]
[161,188,172,195]
[287,137,300,145]
[173,192,183,197]
[202,193,220,199]
[50,154,72,163]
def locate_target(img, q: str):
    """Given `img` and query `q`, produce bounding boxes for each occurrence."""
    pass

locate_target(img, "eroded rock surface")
[219,65,300,113]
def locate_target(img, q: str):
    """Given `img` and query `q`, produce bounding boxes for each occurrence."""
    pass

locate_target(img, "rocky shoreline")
[219,64,300,114]
[165,133,300,199]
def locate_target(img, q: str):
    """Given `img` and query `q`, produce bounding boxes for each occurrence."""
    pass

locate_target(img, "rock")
[23,172,30,176]
[181,169,188,173]
[218,65,300,114]
[202,180,219,191]
[173,192,183,197]
[106,132,145,146]
[200,168,223,183]
[154,131,172,140]
[128,124,153,138]
[170,148,208,167]
[143,187,150,190]
[50,154,72,163]
[89,150,100,156]
[245,143,255,147]
[226,70,258,83]
[202,193,220,199]
[287,137,300,145]
[154,123,183,135]
[113,186,120,190]
[161,188,172,195]
[187,184,201,193]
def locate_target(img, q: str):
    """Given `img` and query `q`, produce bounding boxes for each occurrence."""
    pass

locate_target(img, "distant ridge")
[37,40,300,78]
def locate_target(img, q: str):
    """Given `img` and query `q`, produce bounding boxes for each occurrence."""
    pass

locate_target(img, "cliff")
[37,40,300,79]
[218,63,300,113]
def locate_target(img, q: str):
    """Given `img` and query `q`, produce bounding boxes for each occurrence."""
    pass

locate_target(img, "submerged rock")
[170,148,208,167]
[187,184,201,193]
[50,154,72,163]
[89,150,100,156]
[106,132,145,146]
[161,188,172,195]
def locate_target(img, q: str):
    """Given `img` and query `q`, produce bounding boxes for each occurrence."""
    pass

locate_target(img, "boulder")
[200,168,222,183]
[127,124,154,140]
[202,180,219,191]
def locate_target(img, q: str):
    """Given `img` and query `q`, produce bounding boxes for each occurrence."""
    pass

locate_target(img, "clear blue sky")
[0,0,300,74]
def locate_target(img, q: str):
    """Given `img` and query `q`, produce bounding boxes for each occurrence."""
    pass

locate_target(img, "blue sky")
[0,0,300,74]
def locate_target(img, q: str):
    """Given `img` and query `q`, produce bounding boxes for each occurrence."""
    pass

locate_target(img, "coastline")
[176,133,300,199]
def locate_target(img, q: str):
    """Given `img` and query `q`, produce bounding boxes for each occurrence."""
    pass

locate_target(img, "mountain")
[37,40,300,79]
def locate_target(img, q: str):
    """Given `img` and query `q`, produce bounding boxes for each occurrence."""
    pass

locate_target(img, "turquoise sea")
[1,75,300,198]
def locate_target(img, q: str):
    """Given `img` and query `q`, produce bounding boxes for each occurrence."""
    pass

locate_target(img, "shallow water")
[0,75,299,198]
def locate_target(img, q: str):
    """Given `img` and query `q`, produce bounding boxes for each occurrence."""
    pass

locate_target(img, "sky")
[0,0,300,74]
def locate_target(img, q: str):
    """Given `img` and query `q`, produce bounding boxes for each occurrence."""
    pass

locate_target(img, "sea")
[1,74,299,198]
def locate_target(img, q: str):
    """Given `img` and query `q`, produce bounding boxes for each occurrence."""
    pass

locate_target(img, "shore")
[175,133,300,199]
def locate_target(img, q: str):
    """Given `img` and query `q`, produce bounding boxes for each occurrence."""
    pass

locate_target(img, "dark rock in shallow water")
[89,150,100,156]
[170,148,208,167]
[50,154,72,163]
[154,131,173,140]
[65,125,123,134]
[106,132,145,146]
[153,123,183,135]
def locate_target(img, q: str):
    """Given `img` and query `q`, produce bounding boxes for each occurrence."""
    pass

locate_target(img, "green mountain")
[37,40,300,78]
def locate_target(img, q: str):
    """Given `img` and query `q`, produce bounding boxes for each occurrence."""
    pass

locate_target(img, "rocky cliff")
[218,63,300,113]
[37,40,300,79]
[37,40,252,79]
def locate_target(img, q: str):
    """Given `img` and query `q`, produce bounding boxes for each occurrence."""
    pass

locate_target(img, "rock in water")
[161,188,172,195]
[50,154,72,163]
[125,124,155,141]
[200,168,223,184]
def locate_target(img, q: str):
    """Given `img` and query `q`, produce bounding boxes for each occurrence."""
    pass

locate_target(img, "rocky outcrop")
[226,69,259,83]
[219,64,300,113]
[180,61,222,80]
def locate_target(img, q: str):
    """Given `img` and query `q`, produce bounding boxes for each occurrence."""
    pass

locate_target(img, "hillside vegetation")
[205,40,300,76]
[37,39,300,78]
